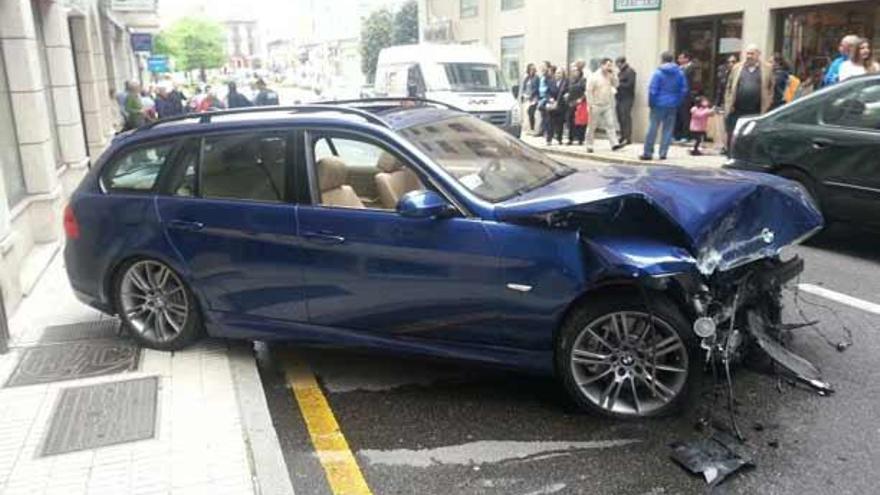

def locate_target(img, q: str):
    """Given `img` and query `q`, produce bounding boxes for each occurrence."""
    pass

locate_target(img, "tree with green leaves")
[153,17,226,82]
[360,8,393,83]
[392,0,418,45]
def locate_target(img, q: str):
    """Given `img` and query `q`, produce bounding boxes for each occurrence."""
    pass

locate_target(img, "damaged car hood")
[494,164,823,275]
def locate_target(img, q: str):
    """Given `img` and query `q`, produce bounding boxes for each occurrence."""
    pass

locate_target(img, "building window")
[500,36,524,88]
[568,24,626,73]
[32,1,63,168]
[502,0,524,11]
[461,0,478,18]
[0,49,26,207]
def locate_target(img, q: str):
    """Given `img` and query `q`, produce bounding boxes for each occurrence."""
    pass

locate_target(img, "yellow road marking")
[283,352,373,495]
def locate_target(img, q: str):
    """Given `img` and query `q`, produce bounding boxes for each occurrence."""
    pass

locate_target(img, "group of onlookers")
[520,57,635,152]
[520,32,877,162]
[114,77,280,131]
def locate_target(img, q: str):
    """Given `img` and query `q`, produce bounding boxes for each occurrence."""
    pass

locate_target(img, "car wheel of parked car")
[556,293,698,419]
[114,258,203,351]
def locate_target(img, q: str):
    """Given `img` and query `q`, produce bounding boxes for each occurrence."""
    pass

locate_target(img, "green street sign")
[614,0,661,12]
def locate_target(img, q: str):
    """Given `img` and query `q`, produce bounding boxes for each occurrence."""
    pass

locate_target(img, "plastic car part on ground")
[669,431,754,488]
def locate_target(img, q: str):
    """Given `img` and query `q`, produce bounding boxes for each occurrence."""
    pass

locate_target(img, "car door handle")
[303,231,346,244]
[168,220,205,232]
[811,138,832,150]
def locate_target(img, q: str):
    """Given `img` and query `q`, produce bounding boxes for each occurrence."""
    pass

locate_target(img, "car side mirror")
[397,190,453,219]
[511,85,520,99]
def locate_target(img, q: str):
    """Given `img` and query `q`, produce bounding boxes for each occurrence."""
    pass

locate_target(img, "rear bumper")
[64,241,113,315]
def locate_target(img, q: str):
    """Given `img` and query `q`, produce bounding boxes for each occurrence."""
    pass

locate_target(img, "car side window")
[821,81,880,130]
[310,134,426,211]
[102,142,175,192]
[199,132,288,202]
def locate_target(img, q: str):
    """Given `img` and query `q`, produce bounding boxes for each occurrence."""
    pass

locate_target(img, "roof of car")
[114,100,464,148]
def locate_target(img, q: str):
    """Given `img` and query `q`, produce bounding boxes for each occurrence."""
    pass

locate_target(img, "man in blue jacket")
[640,52,689,160]
[823,34,860,86]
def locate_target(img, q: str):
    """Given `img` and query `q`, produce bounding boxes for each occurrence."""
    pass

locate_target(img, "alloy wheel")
[569,311,689,416]
[119,260,189,344]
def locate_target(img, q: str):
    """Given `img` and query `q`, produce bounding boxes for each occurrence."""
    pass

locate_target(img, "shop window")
[0,48,26,207]
[568,25,626,73]
[673,15,743,100]
[501,35,524,89]
[461,0,478,18]
[776,1,880,83]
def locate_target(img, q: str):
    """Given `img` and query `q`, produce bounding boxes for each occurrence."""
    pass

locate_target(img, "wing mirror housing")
[397,190,454,219]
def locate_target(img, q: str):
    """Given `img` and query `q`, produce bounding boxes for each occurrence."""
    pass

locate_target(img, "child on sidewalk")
[689,96,713,156]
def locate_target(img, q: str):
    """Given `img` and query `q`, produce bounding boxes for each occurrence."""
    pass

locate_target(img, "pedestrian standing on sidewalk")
[615,56,636,145]
[839,38,880,81]
[640,52,688,161]
[566,66,587,145]
[550,68,569,145]
[823,34,861,86]
[724,44,773,153]
[520,64,539,134]
[674,51,698,141]
[689,96,713,156]
[770,54,792,110]
[254,78,280,106]
[585,58,625,153]
[715,55,738,108]
[535,61,551,137]
[541,66,561,145]
[123,81,145,130]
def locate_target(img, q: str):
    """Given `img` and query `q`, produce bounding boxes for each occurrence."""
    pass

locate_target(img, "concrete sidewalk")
[520,134,728,169]
[0,250,293,495]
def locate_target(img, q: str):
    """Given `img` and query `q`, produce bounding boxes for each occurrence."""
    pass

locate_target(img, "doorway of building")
[673,14,743,102]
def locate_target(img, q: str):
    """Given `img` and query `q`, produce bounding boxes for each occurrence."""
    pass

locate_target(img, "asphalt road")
[256,156,880,495]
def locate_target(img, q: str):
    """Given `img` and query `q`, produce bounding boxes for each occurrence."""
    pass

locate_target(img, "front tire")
[113,258,203,351]
[556,292,698,419]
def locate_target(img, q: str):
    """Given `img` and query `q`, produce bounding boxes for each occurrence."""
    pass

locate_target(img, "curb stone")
[229,341,296,495]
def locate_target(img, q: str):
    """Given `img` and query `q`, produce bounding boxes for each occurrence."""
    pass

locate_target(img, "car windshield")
[398,115,573,202]
[442,63,508,92]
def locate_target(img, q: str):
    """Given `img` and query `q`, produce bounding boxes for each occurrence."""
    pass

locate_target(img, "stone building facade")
[0,0,144,312]
[419,0,879,138]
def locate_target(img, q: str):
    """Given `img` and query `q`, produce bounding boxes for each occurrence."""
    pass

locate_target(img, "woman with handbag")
[566,67,587,145]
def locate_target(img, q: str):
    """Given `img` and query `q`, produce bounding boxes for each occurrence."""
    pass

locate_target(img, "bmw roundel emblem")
[761,228,775,244]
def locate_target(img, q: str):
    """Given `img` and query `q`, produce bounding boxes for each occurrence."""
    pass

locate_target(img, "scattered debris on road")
[669,432,754,488]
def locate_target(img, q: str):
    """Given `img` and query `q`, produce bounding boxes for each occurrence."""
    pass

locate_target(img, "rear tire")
[556,292,699,419]
[113,258,203,351]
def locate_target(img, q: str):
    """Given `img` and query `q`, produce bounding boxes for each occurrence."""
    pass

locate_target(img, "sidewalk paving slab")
[520,134,729,169]
[0,253,294,495]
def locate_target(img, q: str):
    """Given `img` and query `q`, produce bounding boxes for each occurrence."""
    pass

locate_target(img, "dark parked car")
[65,100,823,419]
[726,73,880,228]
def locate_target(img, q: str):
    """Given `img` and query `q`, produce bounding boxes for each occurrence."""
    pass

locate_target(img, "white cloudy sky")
[159,0,409,41]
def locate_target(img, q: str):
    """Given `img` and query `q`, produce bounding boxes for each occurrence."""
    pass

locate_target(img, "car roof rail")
[137,104,391,131]
[320,97,465,112]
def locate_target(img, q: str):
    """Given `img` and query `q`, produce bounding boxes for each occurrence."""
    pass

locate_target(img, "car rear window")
[101,142,175,192]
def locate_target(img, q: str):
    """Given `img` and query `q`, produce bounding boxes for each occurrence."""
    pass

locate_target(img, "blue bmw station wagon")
[65,100,824,418]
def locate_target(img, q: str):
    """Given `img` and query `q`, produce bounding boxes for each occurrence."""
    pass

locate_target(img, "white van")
[374,43,521,136]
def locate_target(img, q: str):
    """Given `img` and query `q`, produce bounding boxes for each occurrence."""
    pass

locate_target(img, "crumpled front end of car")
[496,164,828,391]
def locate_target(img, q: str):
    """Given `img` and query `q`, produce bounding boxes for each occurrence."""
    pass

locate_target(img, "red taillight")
[63,204,80,239]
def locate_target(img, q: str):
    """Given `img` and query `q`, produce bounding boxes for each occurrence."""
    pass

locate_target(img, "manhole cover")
[41,377,158,456]
[38,319,121,344]
[5,340,140,387]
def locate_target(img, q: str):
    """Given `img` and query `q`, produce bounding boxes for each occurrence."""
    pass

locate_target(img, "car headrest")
[376,152,404,173]
[317,156,348,192]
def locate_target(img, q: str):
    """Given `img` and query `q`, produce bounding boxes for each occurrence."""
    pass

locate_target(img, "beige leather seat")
[317,156,365,208]
[374,152,424,209]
